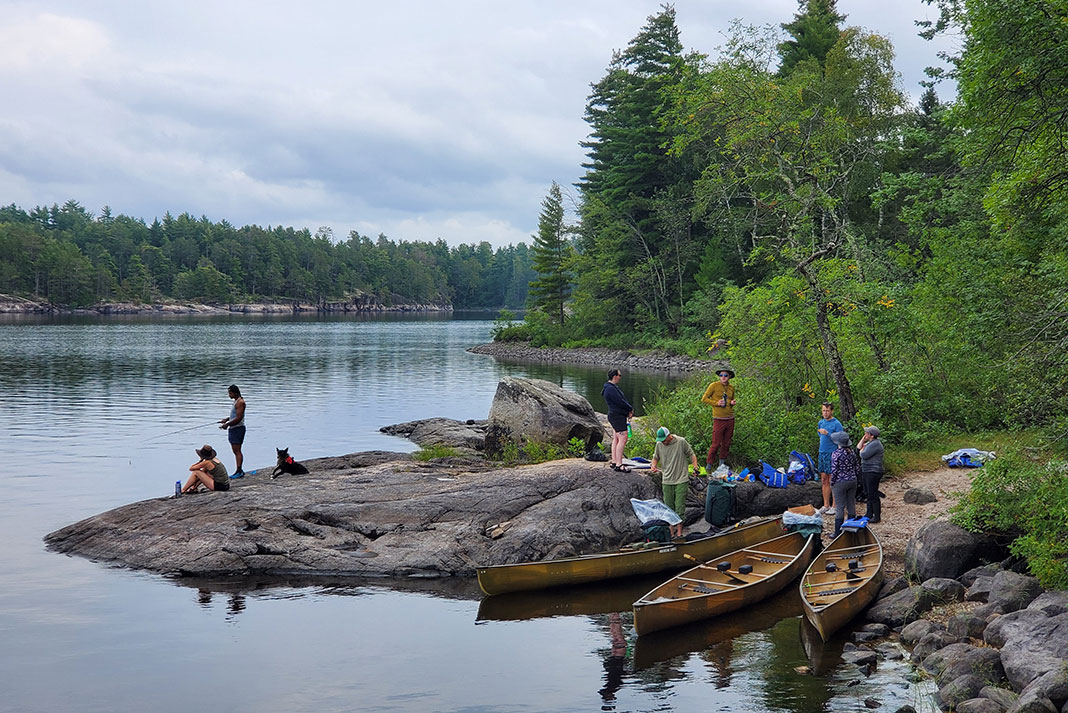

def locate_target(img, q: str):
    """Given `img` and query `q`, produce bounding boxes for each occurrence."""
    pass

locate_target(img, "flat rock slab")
[46,452,657,580]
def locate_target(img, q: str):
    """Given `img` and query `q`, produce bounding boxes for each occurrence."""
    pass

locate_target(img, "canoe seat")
[817,586,857,597]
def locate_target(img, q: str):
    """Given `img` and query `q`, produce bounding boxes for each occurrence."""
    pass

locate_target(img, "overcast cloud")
[0,1,955,247]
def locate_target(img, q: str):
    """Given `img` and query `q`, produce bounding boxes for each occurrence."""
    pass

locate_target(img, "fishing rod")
[143,421,220,443]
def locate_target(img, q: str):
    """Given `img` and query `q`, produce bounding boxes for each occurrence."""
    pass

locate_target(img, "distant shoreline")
[0,296,452,316]
[467,341,725,373]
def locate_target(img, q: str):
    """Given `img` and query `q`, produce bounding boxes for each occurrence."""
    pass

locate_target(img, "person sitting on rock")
[181,444,230,494]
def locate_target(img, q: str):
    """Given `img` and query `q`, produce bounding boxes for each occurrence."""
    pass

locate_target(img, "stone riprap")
[46,453,658,579]
[467,341,724,372]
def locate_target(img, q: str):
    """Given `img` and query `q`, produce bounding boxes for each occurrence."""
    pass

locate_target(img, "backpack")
[640,519,672,543]
[584,447,608,462]
[759,461,789,488]
[704,479,736,527]
[787,450,816,484]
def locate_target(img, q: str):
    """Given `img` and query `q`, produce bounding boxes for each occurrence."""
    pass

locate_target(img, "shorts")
[607,412,628,434]
[227,425,246,445]
[213,478,230,492]
[818,449,835,475]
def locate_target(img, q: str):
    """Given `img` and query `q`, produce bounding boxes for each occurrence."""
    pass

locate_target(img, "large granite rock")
[987,571,1043,614]
[905,520,1005,581]
[732,480,823,517]
[380,418,488,452]
[998,613,1068,691]
[484,377,608,454]
[45,452,658,578]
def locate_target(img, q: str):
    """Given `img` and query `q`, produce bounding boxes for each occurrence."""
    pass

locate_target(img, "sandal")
[618,464,632,473]
[609,463,621,471]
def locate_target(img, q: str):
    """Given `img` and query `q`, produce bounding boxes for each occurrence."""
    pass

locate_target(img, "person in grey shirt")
[858,426,884,523]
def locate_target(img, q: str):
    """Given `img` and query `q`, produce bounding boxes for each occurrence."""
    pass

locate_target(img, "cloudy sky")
[0,1,955,248]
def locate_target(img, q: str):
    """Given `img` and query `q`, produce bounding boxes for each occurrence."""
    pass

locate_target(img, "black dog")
[271,447,309,479]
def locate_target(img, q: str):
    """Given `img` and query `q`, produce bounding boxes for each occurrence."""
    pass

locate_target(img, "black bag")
[584,447,608,462]
[641,519,672,543]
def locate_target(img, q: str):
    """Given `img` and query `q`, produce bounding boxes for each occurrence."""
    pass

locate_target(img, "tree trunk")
[813,295,857,422]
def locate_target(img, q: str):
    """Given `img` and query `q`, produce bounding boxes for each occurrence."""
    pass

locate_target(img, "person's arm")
[220,399,246,428]
[190,459,209,471]
[701,382,718,406]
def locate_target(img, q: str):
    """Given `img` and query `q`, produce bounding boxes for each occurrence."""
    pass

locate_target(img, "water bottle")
[175,481,182,498]
[626,421,632,437]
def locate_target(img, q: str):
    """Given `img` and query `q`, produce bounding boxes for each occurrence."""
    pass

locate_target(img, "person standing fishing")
[219,384,246,478]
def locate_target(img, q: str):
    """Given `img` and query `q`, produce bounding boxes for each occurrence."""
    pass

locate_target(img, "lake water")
[0,313,927,712]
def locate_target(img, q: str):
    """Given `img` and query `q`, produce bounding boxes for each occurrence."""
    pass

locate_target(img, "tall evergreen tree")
[778,0,846,75]
[528,182,572,325]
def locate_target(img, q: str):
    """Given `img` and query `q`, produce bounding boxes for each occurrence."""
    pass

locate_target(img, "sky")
[0,1,956,248]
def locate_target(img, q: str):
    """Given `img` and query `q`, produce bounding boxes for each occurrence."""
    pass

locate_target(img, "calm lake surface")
[0,314,926,712]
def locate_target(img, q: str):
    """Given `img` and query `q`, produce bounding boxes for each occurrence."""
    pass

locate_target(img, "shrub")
[951,451,1068,589]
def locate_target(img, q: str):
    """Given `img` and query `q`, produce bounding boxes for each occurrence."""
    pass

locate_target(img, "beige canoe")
[800,526,884,641]
[632,531,817,636]
[476,516,784,596]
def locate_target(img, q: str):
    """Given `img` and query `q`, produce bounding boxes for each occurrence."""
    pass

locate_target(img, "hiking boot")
[230,470,245,479]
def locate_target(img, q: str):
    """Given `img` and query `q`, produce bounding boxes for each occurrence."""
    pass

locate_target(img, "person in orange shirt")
[701,368,736,470]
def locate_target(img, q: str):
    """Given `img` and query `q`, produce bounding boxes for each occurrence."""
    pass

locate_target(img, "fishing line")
[142,421,220,443]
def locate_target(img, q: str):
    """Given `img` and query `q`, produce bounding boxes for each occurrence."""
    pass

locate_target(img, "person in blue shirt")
[816,402,844,510]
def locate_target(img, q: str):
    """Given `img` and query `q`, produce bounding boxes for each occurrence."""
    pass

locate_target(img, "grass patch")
[412,445,460,461]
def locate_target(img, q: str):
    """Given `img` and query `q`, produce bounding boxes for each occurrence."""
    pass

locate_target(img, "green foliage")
[952,452,1068,589]
[412,445,460,461]
[528,182,573,325]
[778,0,846,75]
[0,205,534,309]
[490,310,534,342]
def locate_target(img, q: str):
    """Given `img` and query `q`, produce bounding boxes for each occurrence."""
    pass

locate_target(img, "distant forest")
[0,201,534,309]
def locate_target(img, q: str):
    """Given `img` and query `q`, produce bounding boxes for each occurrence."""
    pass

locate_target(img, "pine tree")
[528,182,571,325]
[778,0,846,75]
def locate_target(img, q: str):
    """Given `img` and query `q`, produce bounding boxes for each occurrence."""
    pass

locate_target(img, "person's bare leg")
[820,472,832,509]
[230,442,243,472]
[183,469,215,494]
[612,432,627,466]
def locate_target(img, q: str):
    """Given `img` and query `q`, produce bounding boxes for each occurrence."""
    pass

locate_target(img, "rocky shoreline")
[0,293,451,315]
[467,340,724,372]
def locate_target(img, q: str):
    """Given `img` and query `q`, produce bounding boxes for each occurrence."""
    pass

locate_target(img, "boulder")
[878,576,910,601]
[968,577,995,602]
[484,378,608,454]
[948,612,989,640]
[928,645,1004,687]
[731,480,822,518]
[862,622,891,637]
[1028,592,1068,617]
[912,631,961,663]
[937,675,990,711]
[905,520,1004,581]
[1007,691,1059,713]
[980,687,1019,711]
[902,619,946,646]
[984,609,1052,648]
[961,564,1003,587]
[871,580,948,627]
[957,699,1007,713]
[1019,670,1068,710]
[379,418,487,451]
[987,571,1043,614]
[998,613,1068,691]
[922,577,967,604]
[904,487,938,504]
[45,454,660,578]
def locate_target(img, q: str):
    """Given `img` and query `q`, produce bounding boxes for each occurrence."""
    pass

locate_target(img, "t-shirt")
[702,382,735,419]
[653,436,696,486]
[818,417,844,452]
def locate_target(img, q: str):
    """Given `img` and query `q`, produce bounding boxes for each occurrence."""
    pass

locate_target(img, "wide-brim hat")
[196,445,216,459]
[830,431,851,447]
[716,367,735,378]
[864,426,881,437]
